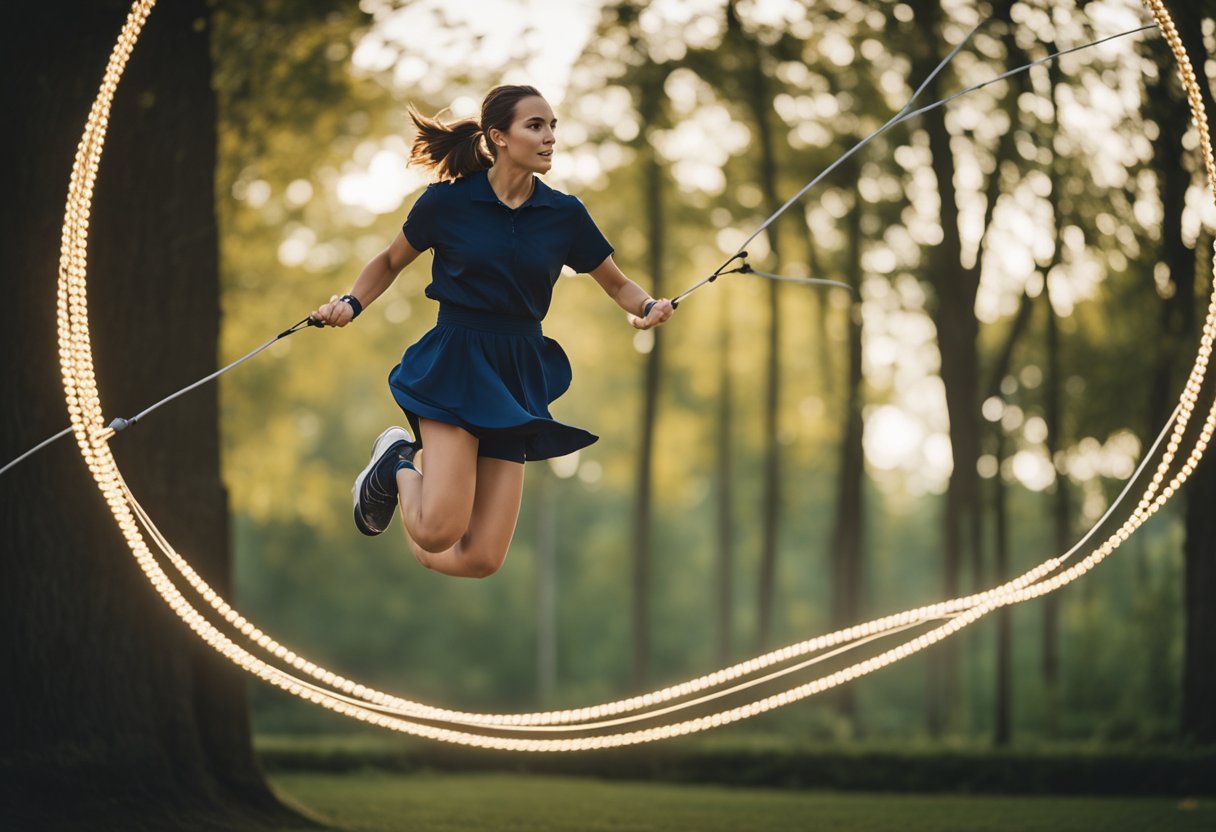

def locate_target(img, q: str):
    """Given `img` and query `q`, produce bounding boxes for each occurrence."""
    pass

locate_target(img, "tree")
[724,0,788,651]
[0,3,307,828]
[633,75,668,686]
[715,286,736,665]
[905,0,1036,737]
[984,287,1036,745]
[907,1,987,737]
[829,172,866,730]
[582,1,676,689]
[1149,1,1216,745]
[1038,39,1069,731]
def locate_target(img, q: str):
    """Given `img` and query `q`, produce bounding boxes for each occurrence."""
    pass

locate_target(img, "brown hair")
[408,85,544,182]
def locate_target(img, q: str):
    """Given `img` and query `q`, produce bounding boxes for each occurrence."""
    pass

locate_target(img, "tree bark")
[716,286,735,665]
[727,0,785,651]
[1042,272,1066,734]
[992,431,1013,747]
[801,223,835,402]
[913,1,982,738]
[984,287,1035,747]
[1038,42,1070,737]
[534,465,558,703]
[631,81,665,688]
[1182,447,1216,744]
[829,185,866,729]
[1160,4,1216,744]
[0,3,308,829]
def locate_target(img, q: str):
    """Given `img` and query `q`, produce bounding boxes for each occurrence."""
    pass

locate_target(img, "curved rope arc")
[112,396,1180,731]
[54,0,1215,749]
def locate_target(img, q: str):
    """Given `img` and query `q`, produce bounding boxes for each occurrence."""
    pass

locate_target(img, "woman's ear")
[487,127,506,148]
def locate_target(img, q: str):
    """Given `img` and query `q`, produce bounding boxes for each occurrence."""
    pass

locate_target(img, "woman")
[312,85,674,578]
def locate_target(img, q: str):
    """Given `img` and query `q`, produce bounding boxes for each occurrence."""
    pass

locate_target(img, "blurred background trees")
[207,0,1214,746]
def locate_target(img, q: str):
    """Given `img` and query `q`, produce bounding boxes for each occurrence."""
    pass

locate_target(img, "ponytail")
[407,106,493,182]
[407,85,545,182]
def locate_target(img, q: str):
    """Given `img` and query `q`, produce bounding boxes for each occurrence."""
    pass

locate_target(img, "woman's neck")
[486,164,535,208]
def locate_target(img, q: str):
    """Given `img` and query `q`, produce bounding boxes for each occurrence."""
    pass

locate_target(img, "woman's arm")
[588,255,675,330]
[312,231,424,327]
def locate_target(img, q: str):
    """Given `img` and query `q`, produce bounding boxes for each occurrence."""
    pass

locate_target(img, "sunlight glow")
[355,0,600,104]
[863,405,924,471]
[336,146,428,215]
[656,103,751,195]
[1010,449,1056,491]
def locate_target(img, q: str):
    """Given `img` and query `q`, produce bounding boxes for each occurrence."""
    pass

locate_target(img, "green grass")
[257,733,1216,795]
[270,771,1213,832]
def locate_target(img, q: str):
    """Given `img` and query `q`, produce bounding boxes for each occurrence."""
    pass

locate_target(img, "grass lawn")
[270,771,1212,832]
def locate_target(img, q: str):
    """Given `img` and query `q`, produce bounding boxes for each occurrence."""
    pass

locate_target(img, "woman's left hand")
[311,294,356,328]
[629,298,674,330]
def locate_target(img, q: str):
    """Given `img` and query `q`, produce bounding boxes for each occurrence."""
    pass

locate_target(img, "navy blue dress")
[388,170,614,462]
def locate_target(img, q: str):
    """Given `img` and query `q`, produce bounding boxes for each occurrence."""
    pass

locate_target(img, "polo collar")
[469,169,559,209]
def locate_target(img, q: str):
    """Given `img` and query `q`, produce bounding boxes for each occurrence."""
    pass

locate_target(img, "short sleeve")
[401,185,440,251]
[564,198,614,274]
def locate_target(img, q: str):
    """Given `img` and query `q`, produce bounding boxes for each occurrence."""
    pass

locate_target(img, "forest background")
[211,0,1215,747]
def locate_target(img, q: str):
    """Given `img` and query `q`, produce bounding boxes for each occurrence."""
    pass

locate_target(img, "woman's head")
[408,85,555,181]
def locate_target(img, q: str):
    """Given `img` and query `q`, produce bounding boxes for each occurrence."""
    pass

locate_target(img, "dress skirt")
[388,304,598,462]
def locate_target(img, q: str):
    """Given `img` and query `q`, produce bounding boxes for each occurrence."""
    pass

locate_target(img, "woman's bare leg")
[396,419,525,578]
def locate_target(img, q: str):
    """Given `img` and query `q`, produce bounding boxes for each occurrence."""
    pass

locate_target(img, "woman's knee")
[462,551,505,579]
[410,518,466,554]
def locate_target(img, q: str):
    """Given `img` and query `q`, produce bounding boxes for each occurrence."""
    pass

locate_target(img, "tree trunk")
[1042,275,1066,734]
[727,0,784,651]
[993,431,1012,746]
[1157,5,1216,743]
[802,229,836,402]
[534,465,558,704]
[631,84,665,688]
[829,186,866,729]
[716,286,735,665]
[985,289,1035,747]
[1182,446,1216,744]
[1037,39,1072,738]
[0,3,306,830]
[913,1,982,738]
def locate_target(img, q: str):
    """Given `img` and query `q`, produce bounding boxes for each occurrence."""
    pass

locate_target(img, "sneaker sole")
[352,426,410,536]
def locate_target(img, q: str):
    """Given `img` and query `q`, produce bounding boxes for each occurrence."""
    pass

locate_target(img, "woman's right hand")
[311,295,356,328]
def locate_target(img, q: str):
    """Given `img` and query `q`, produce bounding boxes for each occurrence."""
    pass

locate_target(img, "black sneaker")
[352,426,416,536]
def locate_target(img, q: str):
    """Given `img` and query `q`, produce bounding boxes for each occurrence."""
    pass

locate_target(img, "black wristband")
[339,294,363,319]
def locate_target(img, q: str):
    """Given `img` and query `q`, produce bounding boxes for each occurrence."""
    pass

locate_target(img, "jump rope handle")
[307,295,361,329]
[642,292,688,316]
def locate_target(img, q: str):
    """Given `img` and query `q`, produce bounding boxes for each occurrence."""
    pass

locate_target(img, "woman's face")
[491,96,556,174]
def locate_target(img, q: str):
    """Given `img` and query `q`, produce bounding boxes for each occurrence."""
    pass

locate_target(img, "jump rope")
[1,22,1156,477]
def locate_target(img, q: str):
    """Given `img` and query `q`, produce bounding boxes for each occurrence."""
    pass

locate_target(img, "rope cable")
[2,317,317,475]
[0,427,73,478]
[670,23,1158,308]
